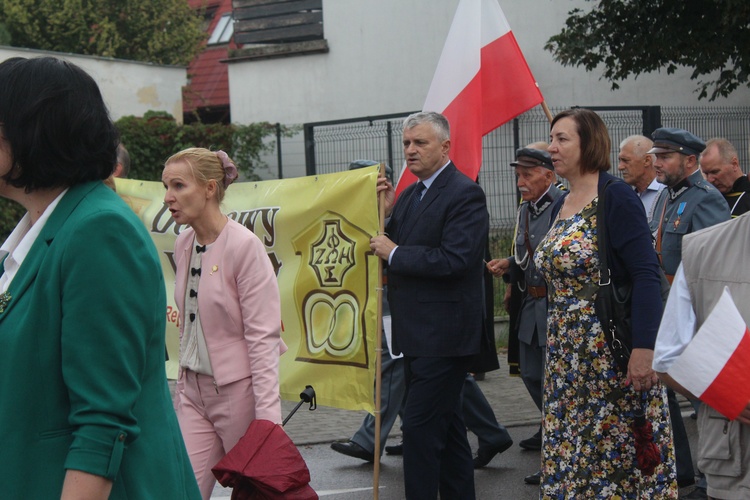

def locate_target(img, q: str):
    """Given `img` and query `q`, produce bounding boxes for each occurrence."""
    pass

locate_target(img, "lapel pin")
[210,265,218,276]
[0,292,11,313]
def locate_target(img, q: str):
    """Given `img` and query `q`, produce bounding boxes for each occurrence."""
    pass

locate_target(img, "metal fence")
[303,106,750,229]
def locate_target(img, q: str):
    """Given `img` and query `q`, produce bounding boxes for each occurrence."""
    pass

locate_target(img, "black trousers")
[402,355,475,500]
[668,388,696,487]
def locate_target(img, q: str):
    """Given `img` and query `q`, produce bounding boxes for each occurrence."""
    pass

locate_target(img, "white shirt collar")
[644,177,662,193]
[534,184,553,204]
[420,160,451,191]
[0,189,68,292]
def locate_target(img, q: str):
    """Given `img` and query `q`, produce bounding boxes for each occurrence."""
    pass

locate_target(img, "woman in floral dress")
[534,108,677,498]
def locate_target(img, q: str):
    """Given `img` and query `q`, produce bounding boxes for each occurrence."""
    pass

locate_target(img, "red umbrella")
[212,419,318,499]
[631,398,661,476]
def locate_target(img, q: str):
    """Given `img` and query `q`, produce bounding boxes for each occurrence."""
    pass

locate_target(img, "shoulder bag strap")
[597,179,613,286]
[597,180,618,348]
[654,196,669,268]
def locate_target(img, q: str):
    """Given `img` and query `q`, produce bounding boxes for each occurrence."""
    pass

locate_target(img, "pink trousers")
[175,370,256,500]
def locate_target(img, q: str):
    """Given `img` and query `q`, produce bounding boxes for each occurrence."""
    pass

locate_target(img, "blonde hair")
[165,147,238,202]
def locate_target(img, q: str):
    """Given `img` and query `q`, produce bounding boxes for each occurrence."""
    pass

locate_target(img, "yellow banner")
[115,166,381,412]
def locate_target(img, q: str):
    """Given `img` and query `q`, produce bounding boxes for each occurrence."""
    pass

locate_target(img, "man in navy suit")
[371,112,488,499]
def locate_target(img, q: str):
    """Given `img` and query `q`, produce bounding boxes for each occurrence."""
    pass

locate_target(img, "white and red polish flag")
[667,287,750,420]
[395,0,544,197]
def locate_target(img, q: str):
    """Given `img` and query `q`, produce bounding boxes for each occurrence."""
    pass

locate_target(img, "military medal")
[673,202,686,230]
[0,292,10,313]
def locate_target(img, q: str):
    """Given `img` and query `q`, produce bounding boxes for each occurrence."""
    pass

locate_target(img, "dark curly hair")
[0,57,119,191]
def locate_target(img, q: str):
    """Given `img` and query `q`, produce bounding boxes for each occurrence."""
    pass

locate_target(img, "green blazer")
[0,182,200,499]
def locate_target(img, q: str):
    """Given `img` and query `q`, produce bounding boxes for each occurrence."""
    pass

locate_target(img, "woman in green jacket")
[0,57,200,499]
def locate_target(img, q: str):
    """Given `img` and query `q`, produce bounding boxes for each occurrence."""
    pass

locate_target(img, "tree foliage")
[0,22,10,45]
[545,0,750,100]
[0,0,206,65]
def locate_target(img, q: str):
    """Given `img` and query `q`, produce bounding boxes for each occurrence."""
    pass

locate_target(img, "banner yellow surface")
[115,166,381,412]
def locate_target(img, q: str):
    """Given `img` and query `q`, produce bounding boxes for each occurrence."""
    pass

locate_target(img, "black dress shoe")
[472,438,513,469]
[519,428,542,451]
[524,470,542,485]
[330,441,374,462]
[385,442,403,455]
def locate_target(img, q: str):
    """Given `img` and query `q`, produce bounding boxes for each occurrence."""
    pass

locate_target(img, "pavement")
[278,349,541,446]
[208,352,543,499]
[201,350,698,499]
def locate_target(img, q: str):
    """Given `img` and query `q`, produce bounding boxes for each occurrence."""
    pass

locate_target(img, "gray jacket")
[507,184,563,346]
[649,169,729,277]
[681,214,750,484]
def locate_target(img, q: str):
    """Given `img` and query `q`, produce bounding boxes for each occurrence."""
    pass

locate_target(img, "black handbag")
[595,179,670,374]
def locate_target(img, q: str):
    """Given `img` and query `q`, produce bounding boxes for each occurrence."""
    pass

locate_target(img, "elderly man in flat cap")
[486,143,563,485]
[648,127,730,499]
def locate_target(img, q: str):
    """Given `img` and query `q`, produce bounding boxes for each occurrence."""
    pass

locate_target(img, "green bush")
[116,111,296,181]
[0,22,11,45]
[0,198,24,241]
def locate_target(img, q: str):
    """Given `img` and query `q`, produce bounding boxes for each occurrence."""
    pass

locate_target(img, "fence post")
[386,121,394,172]
[513,117,521,205]
[304,123,316,176]
[642,106,662,137]
[275,123,283,179]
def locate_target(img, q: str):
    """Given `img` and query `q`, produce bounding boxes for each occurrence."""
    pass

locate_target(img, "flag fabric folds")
[396,0,544,196]
[667,287,750,420]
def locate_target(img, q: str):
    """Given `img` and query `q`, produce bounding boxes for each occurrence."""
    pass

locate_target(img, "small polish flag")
[395,0,544,197]
[667,287,750,420]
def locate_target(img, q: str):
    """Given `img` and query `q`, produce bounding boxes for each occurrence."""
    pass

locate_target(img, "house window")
[208,13,234,45]
[233,0,323,45]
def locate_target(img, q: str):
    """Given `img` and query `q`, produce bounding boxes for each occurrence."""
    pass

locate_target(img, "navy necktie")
[405,182,425,220]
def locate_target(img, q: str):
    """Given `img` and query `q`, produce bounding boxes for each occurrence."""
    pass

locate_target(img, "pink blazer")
[174,218,286,423]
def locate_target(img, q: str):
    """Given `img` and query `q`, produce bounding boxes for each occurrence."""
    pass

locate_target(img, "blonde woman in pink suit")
[163,147,286,499]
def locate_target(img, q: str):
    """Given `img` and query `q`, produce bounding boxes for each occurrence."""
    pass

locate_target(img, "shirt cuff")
[387,246,397,266]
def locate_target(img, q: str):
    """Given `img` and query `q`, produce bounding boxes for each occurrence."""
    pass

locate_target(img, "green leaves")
[0,198,24,241]
[115,112,296,182]
[0,0,206,65]
[545,0,750,100]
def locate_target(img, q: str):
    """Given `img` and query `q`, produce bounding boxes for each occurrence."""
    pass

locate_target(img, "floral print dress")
[533,199,677,499]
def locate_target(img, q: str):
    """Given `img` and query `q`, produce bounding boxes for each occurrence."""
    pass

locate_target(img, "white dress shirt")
[636,177,665,223]
[653,264,696,372]
[0,189,68,293]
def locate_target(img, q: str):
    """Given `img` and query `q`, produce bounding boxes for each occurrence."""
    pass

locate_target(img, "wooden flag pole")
[372,165,386,499]
[541,100,554,123]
